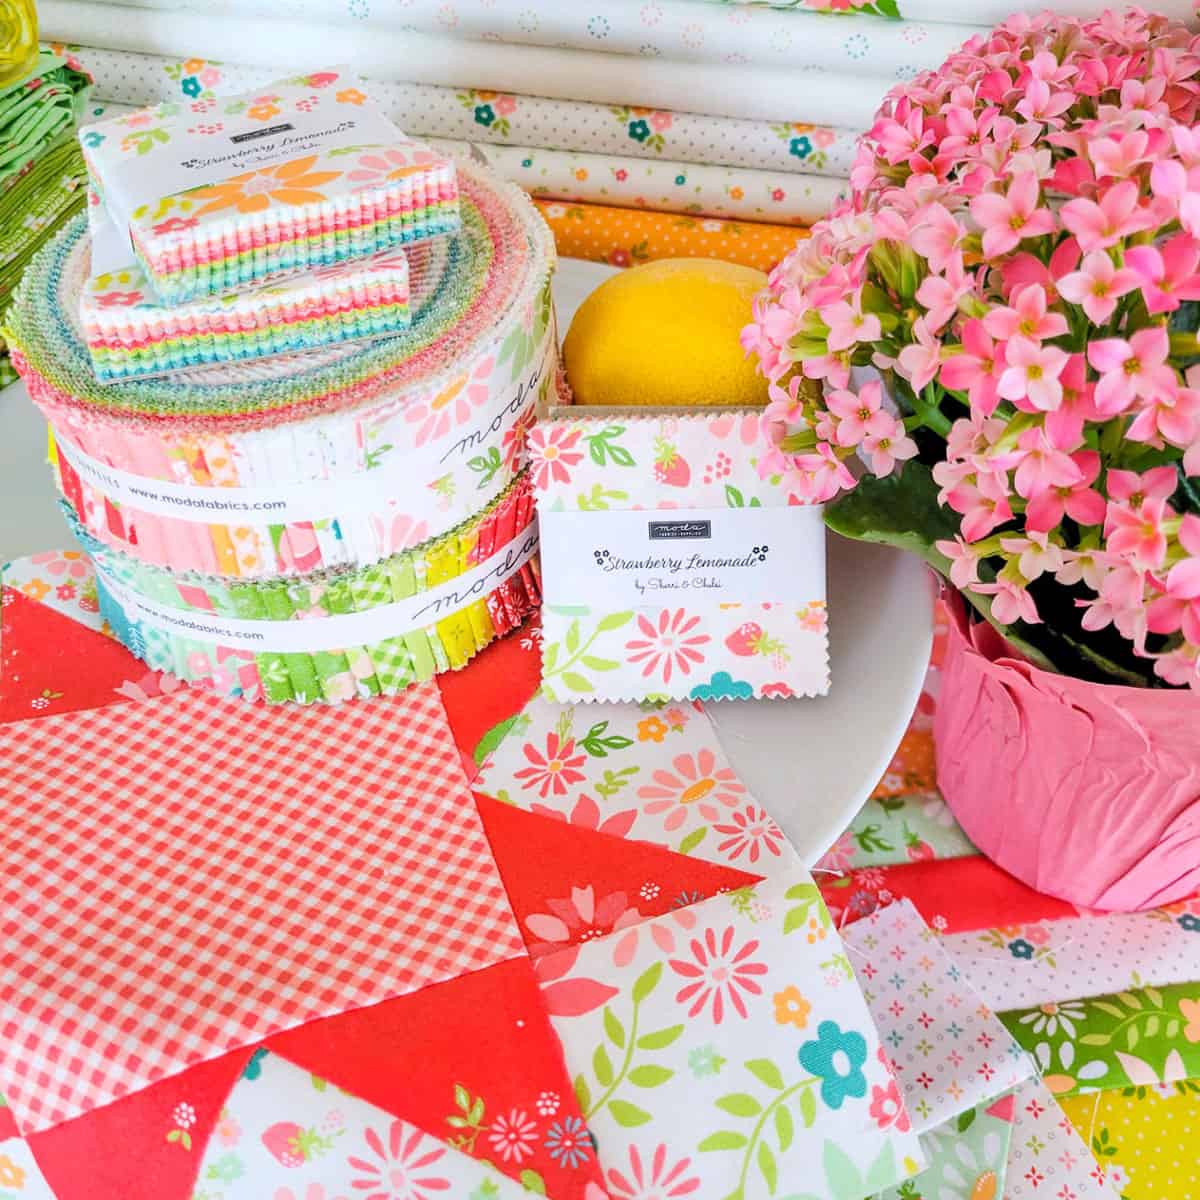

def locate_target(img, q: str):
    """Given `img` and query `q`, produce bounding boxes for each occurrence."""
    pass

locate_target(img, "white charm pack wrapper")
[528,411,829,703]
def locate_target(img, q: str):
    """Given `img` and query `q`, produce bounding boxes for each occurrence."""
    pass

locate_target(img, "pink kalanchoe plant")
[742,7,1200,688]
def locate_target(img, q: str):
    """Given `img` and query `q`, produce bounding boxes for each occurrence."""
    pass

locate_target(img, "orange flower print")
[637,716,668,743]
[0,1155,24,1189]
[774,986,812,1029]
[336,87,367,105]
[574,168,588,181]
[189,155,342,217]
[729,186,745,201]
[182,57,206,75]
[247,100,281,122]
[21,578,50,602]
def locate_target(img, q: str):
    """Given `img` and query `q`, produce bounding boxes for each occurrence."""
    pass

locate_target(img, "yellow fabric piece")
[1059,1086,1200,1199]
[535,198,807,273]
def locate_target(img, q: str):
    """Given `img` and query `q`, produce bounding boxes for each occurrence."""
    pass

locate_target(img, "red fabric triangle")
[0,588,174,723]
[986,1092,1017,1122]
[436,617,542,780]
[820,855,1079,934]
[475,793,763,965]
[26,1046,252,1200]
[268,957,604,1200]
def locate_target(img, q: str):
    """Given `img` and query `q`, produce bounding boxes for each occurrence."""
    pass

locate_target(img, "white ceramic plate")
[553,259,935,864]
[0,258,934,863]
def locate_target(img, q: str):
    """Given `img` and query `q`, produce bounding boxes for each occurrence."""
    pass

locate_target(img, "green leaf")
[454,1085,471,1112]
[956,1107,977,1133]
[565,621,581,655]
[166,1130,181,1143]
[473,715,518,766]
[581,655,620,671]
[181,1131,192,1151]
[1092,1001,1125,1019]
[1079,1033,1111,1046]
[604,1007,626,1049]
[469,1098,485,1125]
[596,610,634,633]
[628,1064,674,1088]
[609,1099,652,1127]
[678,827,708,855]
[757,1142,779,1196]
[1126,1025,1140,1050]
[746,1059,785,1091]
[574,1073,591,1114]
[637,1024,685,1050]
[593,1044,614,1087]
[542,642,559,673]
[633,962,663,1003]
[782,908,808,935]
[520,1169,547,1195]
[446,1115,470,1128]
[725,484,746,508]
[1145,986,1164,1008]
[1145,1015,1160,1037]
[562,672,594,693]
[716,1093,762,1118]
[1119,992,1143,1010]
[774,1104,794,1153]
[698,1131,749,1152]
[799,1086,817,1128]
[1166,1020,1182,1039]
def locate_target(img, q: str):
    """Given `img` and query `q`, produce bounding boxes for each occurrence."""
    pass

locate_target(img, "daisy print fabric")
[529,413,829,704]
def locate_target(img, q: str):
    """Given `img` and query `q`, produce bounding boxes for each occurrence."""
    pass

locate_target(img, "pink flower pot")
[935,589,1200,912]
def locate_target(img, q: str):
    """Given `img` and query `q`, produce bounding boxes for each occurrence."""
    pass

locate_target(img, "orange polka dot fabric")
[534,199,808,272]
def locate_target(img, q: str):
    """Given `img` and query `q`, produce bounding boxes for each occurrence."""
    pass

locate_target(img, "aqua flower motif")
[789,135,813,160]
[81,130,105,148]
[628,119,651,142]
[475,104,496,127]
[674,174,686,185]
[241,1047,269,1079]
[1008,938,1036,958]
[181,76,202,99]
[688,1044,726,1078]
[205,1153,244,1184]
[798,1020,868,1110]
[544,1116,591,1168]
[1179,914,1200,932]
[522,157,532,168]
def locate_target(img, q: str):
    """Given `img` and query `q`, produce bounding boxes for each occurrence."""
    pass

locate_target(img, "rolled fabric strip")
[79,472,541,704]
[13,167,556,578]
[83,193,414,382]
[5,161,546,423]
[81,68,461,304]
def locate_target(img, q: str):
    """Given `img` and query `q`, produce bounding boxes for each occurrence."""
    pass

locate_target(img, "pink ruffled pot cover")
[935,589,1200,912]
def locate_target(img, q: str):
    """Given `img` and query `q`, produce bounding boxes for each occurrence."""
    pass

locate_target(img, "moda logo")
[230,123,295,144]
[647,519,712,541]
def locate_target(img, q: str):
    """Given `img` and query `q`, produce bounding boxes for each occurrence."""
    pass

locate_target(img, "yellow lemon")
[563,258,770,407]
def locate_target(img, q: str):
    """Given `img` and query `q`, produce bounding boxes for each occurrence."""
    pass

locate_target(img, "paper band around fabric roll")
[80,473,541,704]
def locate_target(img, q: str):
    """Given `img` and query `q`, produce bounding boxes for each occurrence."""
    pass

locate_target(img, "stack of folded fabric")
[0,46,91,383]
[4,68,558,703]
[29,0,1106,272]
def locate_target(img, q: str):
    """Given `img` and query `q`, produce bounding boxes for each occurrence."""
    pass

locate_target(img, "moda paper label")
[539,506,824,609]
[95,530,538,654]
[528,413,829,703]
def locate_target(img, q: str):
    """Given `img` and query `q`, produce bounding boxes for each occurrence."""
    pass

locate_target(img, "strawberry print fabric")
[0,683,524,1132]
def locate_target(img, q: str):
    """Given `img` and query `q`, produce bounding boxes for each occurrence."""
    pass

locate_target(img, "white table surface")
[0,257,933,863]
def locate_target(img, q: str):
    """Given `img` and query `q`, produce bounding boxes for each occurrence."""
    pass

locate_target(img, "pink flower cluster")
[742,8,1200,688]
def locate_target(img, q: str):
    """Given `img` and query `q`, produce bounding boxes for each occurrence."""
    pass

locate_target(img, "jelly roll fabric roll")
[6,163,557,702]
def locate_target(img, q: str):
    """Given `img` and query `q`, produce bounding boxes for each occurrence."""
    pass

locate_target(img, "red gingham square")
[0,684,524,1132]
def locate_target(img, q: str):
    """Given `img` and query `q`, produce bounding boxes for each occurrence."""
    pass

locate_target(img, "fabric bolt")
[841,902,1034,1135]
[59,48,863,177]
[542,872,926,1199]
[38,3,895,126]
[999,981,1200,1098]
[0,682,525,1131]
[473,689,799,879]
[47,0,984,75]
[535,199,808,271]
[1059,1085,1200,1200]
[433,138,844,224]
[688,0,1194,21]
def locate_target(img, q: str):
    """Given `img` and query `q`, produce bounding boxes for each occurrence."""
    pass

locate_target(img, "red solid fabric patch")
[26,1047,253,1200]
[268,957,606,1200]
